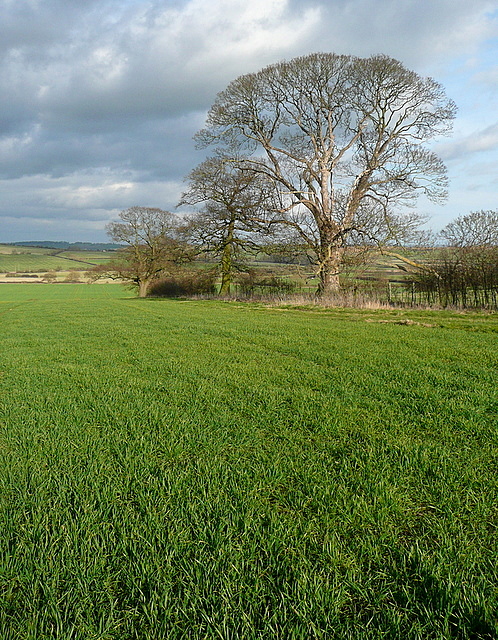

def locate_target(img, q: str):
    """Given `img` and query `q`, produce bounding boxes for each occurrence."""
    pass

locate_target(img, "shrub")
[147,269,217,297]
[236,270,298,296]
[63,271,81,283]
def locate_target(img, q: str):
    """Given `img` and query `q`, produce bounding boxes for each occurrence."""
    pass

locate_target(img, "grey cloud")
[1,0,321,183]
[438,122,498,160]
[0,111,206,181]
[295,0,497,69]
[2,171,185,242]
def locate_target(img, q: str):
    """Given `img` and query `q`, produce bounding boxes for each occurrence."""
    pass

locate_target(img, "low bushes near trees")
[236,269,298,297]
[148,268,298,299]
[147,268,218,297]
[42,271,57,283]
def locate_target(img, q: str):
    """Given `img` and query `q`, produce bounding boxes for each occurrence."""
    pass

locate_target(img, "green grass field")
[0,245,113,273]
[0,284,497,639]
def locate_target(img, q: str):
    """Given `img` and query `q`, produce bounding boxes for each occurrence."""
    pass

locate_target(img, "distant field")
[0,244,53,255]
[60,250,118,264]
[0,284,497,639]
[0,244,115,273]
[0,254,90,272]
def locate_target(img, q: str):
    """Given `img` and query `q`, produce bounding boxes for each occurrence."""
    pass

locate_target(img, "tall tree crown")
[195,52,456,293]
[197,52,456,213]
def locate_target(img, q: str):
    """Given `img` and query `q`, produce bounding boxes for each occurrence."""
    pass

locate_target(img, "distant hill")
[10,241,122,251]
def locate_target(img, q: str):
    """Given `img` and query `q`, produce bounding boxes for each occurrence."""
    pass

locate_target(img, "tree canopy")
[196,52,456,294]
[440,210,498,248]
[105,207,190,297]
[179,156,274,294]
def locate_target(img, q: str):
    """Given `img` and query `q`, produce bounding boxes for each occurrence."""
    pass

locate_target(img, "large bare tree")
[105,207,189,297]
[196,53,456,295]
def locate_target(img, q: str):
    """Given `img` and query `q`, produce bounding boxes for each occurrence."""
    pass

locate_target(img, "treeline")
[406,211,498,309]
[408,246,498,308]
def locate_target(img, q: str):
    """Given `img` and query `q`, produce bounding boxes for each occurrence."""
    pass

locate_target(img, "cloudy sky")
[1,0,497,242]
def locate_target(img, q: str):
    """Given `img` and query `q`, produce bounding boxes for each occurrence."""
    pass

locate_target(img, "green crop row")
[0,284,496,639]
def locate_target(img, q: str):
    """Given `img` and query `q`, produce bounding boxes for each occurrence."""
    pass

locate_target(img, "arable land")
[0,284,496,639]
[0,244,115,283]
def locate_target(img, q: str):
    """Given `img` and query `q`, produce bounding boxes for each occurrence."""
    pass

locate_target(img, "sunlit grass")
[0,284,497,639]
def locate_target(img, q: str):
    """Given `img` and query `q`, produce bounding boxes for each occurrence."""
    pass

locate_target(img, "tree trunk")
[316,246,343,296]
[219,221,235,296]
[219,243,232,295]
[219,272,231,296]
[138,280,149,297]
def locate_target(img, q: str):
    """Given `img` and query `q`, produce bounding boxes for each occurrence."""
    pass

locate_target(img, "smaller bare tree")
[179,156,275,295]
[104,207,191,297]
[440,210,498,248]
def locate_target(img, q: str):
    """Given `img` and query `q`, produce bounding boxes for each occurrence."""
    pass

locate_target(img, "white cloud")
[256,0,491,71]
